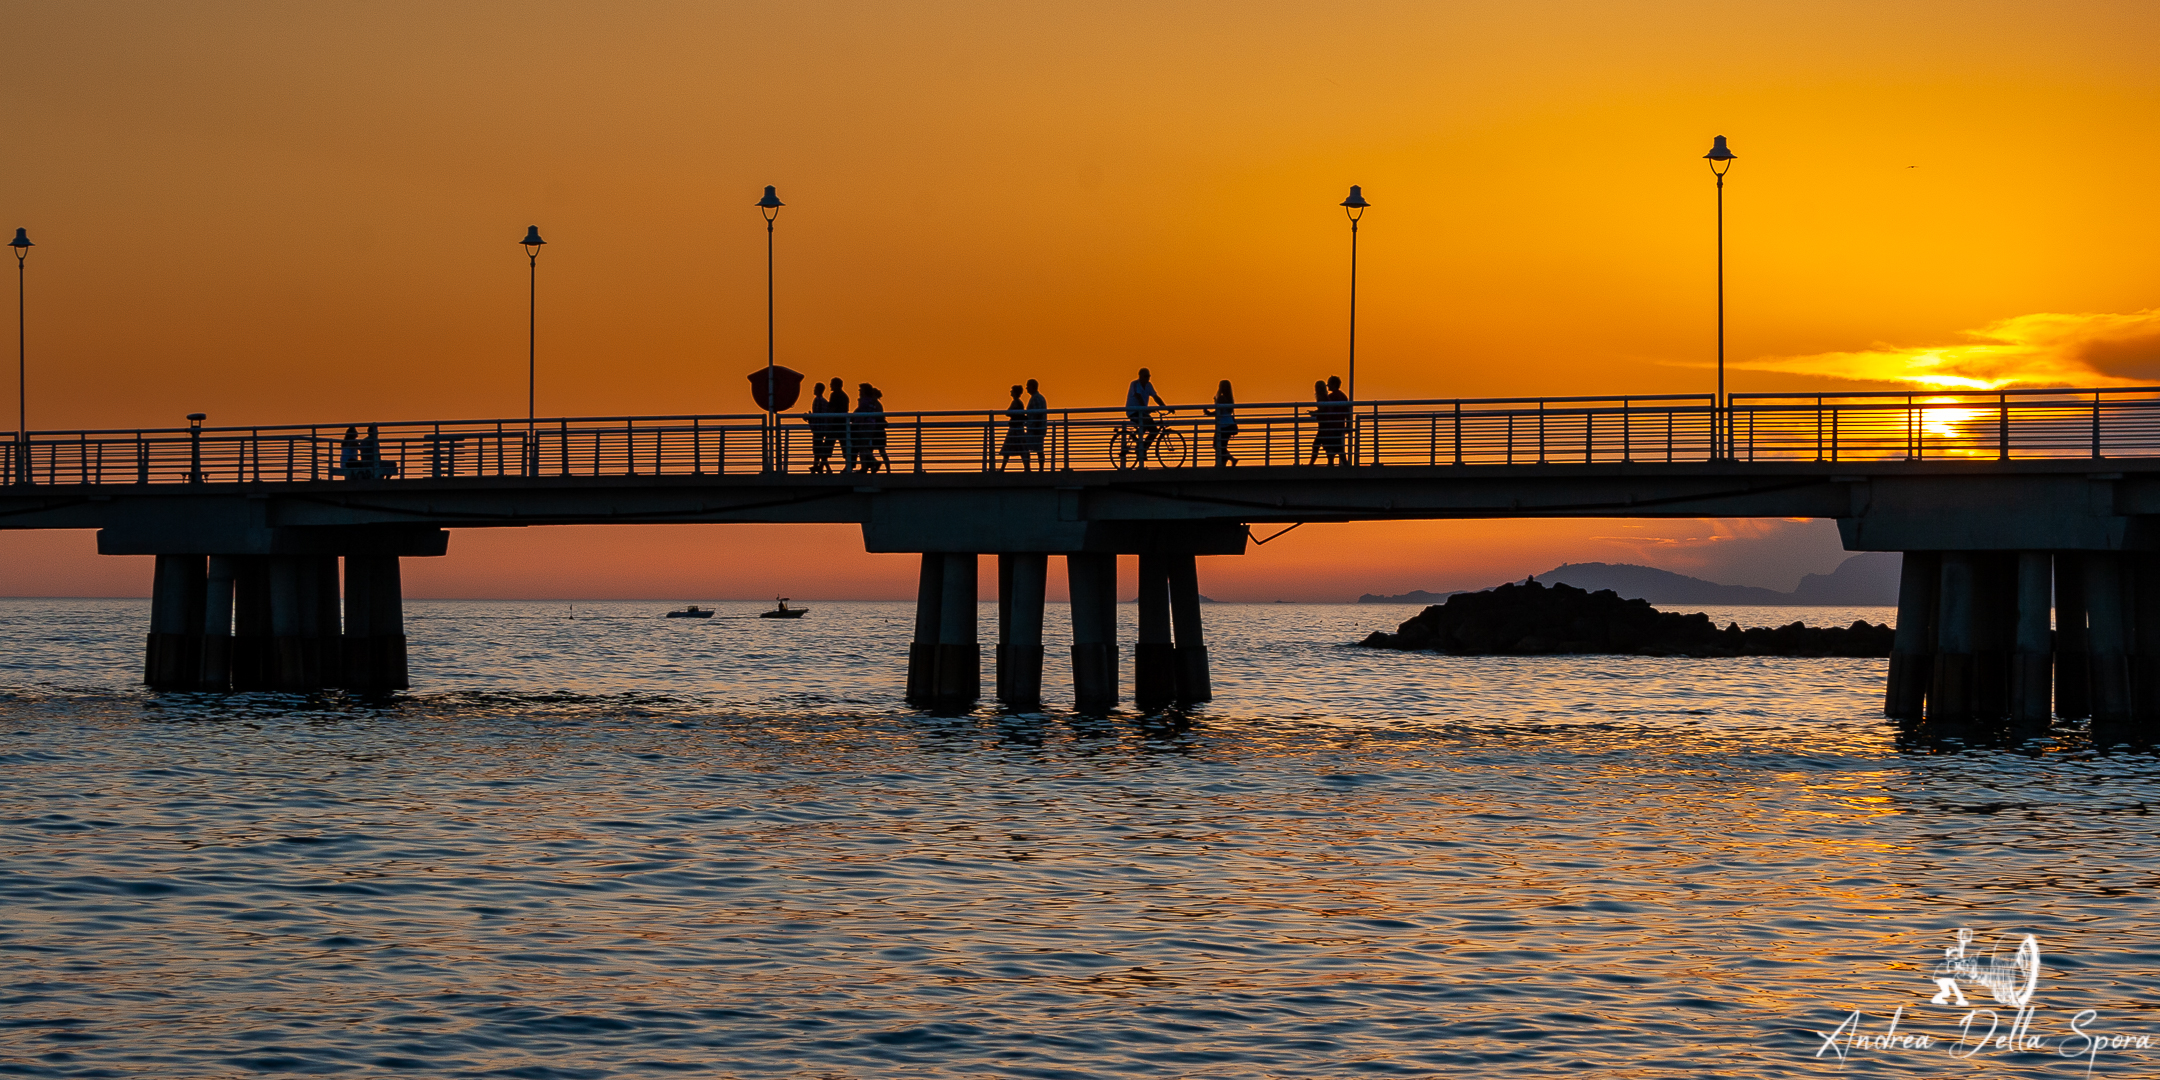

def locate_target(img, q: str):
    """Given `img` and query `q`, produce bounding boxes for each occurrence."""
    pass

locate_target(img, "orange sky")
[0,1,2155,600]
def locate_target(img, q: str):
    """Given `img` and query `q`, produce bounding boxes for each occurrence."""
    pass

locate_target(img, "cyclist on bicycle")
[1126,367,1170,466]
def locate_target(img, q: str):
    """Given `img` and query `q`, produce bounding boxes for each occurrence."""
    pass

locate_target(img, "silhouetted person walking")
[1323,375,1350,466]
[1208,380,1239,467]
[1307,380,1331,465]
[854,383,888,473]
[808,382,835,474]
[827,378,853,473]
[1024,378,1048,469]
[999,384,1030,471]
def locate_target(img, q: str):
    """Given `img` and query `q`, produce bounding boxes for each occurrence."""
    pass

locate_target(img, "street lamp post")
[521,225,546,474]
[1703,136,1736,459]
[1340,186,1370,465]
[1340,186,1370,405]
[187,413,206,484]
[756,185,784,471]
[9,228,31,485]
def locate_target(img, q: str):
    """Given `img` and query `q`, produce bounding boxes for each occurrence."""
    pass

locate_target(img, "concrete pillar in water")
[343,555,408,693]
[145,554,207,689]
[267,556,328,691]
[2010,552,2053,730]
[1929,552,1979,725]
[1970,553,2017,722]
[2055,553,2090,721]
[995,555,1013,705]
[1885,551,1939,719]
[2086,553,2133,733]
[1134,553,1176,712]
[906,554,944,706]
[231,557,272,691]
[997,553,1047,709]
[1067,552,1118,713]
[933,552,979,707]
[198,556,238,691]
[1167,552,1211,705]
[2131,554,2160,738]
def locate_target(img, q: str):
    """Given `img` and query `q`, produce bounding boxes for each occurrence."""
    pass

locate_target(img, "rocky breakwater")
[1358,579,1894,657]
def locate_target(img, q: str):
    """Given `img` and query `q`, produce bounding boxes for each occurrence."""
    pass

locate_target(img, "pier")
[8,385,2160,734]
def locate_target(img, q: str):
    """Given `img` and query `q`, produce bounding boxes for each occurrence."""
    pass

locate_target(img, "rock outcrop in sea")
[1357,578,1893,658]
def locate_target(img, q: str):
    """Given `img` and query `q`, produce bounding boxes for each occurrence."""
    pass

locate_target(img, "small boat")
[759,597,808,619]
[665,605,715,619]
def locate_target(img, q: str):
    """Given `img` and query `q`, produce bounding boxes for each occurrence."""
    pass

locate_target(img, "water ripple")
[3,599,2159,1076]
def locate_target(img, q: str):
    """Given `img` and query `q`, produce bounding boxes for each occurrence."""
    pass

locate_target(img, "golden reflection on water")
[2,599,2159,1077]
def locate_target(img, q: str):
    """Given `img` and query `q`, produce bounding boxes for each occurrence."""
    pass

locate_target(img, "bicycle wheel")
[1149,427,1189,469]
[1111,427,1140,471]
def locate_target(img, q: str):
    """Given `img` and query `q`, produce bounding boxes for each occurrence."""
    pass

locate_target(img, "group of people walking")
[800,368,1354,472]
[1122,368,1353,469]
[999,379,1051,471]
[806,377,890,474]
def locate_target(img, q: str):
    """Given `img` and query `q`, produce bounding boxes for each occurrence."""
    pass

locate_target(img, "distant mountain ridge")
[1357,553,1901,606]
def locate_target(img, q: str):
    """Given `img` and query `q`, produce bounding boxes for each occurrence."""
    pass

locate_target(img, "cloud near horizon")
[1717,309,2160,391]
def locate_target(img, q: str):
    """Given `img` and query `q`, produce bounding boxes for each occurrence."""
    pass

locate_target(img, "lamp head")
[757,185,784,215]
[186,413,206,426]
[8,228,30,255]
[1340,185,1370,210]
[1704,136,1736,175]
[521,225,546,252]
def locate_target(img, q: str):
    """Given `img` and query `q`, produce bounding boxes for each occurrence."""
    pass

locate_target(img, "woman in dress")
[854,384,889,474]
[1208,380,1239,467]
[998,384,1029,471]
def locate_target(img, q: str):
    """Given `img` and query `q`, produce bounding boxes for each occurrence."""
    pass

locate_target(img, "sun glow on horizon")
[1722,309,2160,391]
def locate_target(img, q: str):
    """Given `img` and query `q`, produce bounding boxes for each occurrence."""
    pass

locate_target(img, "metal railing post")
[1998,392,2010,460]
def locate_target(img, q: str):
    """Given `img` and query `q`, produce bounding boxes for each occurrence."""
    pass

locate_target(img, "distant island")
[1356,553,1899,607]
[1359,578,1894,658]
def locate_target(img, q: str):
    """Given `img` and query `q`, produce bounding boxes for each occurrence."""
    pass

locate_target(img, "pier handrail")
[5,386,2160,485]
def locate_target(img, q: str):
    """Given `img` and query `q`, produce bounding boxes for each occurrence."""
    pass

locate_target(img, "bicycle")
[1110,413,1189,470]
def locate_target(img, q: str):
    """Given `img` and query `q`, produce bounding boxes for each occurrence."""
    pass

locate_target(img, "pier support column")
[230,558,272,691]
[997,553,1046,709]
[1885,551,1939,719]
[1167,553,1211,705]
[1134,553,1176,712]
[268,555,335,692]
[1971,553,2016,722]
[2055,553,2090,721]
[2011,552,2052,731]
[342,555,407,693]
[906,554,944,707]
[1929,553,1979,726]
[2131,555,2160,742]
[198,556,237,691]
[145,555,206,690]
[995,555,1012,705]
[2086,553,2133,736]
[933,553,979,708]
[1067,552,1118,713]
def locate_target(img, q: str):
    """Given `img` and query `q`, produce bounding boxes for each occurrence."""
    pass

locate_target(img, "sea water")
[4,598,2158,1078]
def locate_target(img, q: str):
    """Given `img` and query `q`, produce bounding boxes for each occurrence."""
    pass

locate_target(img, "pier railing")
[5,386,2159,485]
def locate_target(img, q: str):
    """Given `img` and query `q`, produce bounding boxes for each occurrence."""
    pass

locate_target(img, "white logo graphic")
[1811,927,2152,1076]
[1930,927,2041,1009]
